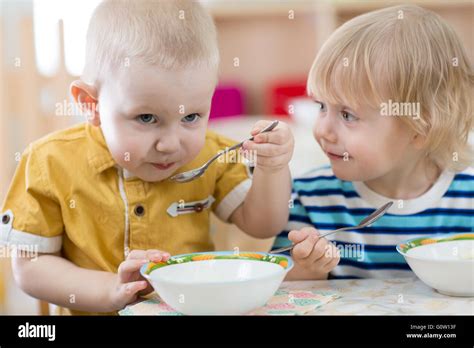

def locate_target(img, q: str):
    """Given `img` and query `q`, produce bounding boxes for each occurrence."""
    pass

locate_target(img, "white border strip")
[117,168,130,258]
[214,179,252,221]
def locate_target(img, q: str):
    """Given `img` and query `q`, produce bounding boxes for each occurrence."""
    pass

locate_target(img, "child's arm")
[284,228,340,280]
[12,249,169,312]
[230,121,294,238]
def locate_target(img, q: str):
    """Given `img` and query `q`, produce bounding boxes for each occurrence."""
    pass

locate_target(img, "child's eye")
[181,113,201,123]
[341,111,357,122]
[314,100,326,112]
[137,114,157,124]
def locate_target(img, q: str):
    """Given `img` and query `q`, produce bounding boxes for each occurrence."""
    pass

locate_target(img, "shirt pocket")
[166,195,215,218]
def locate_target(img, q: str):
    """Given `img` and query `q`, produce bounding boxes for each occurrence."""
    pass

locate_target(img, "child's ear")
[70,80,100,126]
[412,133,427,150]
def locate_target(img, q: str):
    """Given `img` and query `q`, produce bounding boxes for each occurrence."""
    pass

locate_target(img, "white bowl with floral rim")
[397,233,474,296]
[140,251,294,315]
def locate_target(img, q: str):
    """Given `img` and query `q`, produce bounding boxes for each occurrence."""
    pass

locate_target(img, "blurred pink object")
[209,84,244,120]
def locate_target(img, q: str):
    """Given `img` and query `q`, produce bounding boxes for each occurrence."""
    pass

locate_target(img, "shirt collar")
[86,123,117,175]
[352,170,455,215]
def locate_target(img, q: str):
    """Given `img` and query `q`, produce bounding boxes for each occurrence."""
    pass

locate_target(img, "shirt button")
[2,214,10,224]
[194,203,204,213]
[134,205,145,217]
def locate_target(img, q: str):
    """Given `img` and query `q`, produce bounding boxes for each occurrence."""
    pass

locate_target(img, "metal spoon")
[170,120,279,183]
[270,201,393,254]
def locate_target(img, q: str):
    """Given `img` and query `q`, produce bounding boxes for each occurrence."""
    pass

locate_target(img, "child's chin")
[331,167,364,182]
[134,169,172,183]
[148,172,174,182]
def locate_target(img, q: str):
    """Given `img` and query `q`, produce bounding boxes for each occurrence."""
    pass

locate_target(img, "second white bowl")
[397,233,474,297]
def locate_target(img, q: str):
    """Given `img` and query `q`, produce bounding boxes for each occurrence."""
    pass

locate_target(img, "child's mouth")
[326,152,345,161]
[151,162,176,170]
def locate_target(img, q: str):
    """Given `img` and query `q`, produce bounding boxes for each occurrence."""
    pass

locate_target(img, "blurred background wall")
[0,0,472,314]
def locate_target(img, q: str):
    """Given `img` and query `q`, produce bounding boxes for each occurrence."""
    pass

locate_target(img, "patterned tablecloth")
[120,277,474,315]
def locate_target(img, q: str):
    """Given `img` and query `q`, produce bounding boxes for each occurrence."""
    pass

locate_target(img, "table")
[122,277,474,315]
[282,277,473,315]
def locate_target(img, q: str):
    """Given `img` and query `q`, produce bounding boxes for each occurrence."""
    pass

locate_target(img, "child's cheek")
[107,137,142,169]
[111,147,134,169]
[186,134,206,161]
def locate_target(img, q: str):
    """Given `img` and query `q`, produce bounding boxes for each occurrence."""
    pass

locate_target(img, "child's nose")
[155,135,180,153]
[314,114,337,144]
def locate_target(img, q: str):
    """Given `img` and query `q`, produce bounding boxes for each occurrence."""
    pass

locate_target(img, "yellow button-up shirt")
[1,122,251,314]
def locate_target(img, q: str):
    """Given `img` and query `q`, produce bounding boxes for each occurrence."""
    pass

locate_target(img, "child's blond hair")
[83,0,219,85]
[308,4,473,172]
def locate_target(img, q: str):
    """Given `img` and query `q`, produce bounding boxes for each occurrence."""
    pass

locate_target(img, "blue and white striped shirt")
[272,166,474,279]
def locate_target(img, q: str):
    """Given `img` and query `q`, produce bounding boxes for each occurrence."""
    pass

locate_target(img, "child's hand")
[288,227,340,279]
[109,249,170,310]
[241,120,294,173]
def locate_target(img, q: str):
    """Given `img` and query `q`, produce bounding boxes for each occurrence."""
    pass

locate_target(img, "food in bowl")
[140,251,293,315]
[397,233,474,297]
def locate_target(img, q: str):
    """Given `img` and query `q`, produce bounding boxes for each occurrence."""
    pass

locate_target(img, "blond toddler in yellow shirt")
[0,0,294,314]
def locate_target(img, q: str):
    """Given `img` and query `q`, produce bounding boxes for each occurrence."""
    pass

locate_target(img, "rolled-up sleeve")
[1,145,63,253]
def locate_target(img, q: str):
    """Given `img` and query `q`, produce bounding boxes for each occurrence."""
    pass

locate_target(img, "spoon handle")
[269,226,352,254]
[203,120,279,169]
[248,120,279,141]
[229,120,279,152]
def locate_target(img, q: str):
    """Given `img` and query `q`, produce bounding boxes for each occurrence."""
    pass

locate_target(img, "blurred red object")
[266,80,307,116]
[209,84,245,120]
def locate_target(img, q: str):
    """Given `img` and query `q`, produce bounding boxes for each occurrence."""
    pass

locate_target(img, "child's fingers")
[250,120,275,136]
[111,279,149,310]
[288,228,309,244]
[321,249,340,273]
[242,142,287,157]
[118,259,148,277]
[127,250,148,260]
[304,238,330,265]
[291,231,320,260]
[127,249,170,262]
[121,280,149,299]
[145,250,171,262]
[252,128,287,145]
[137,282,155,297]
[314,243,340,272]
[288,228,313,244]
